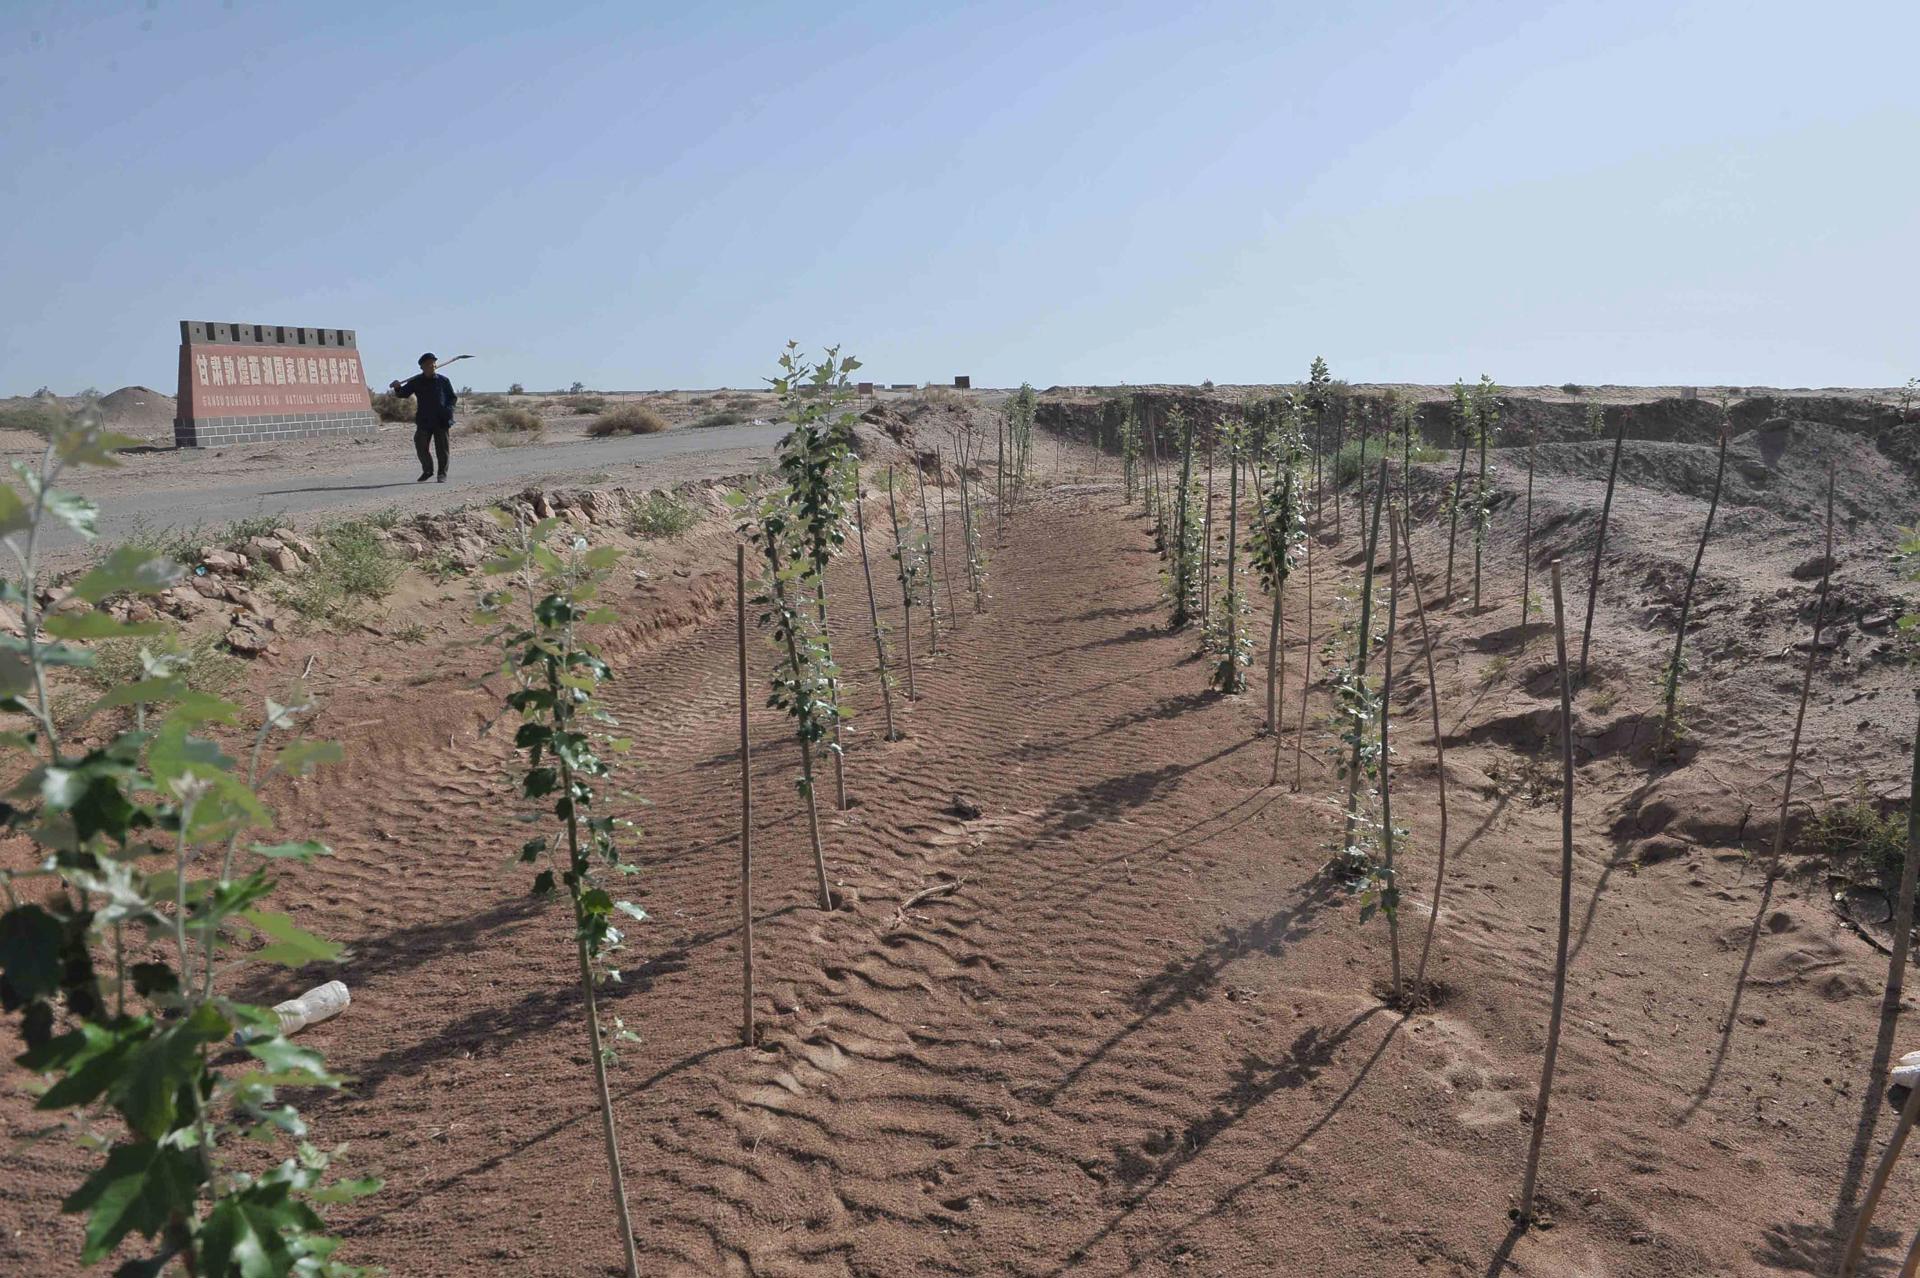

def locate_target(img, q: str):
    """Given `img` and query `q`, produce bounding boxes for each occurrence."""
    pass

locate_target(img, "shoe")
[416,471,433,483]
[436,473,447,483]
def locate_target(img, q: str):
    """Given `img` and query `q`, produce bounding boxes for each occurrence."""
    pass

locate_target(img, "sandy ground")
[2,400,1917,1276]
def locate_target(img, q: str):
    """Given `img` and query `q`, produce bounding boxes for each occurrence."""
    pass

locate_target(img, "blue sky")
[2,0,1915,394]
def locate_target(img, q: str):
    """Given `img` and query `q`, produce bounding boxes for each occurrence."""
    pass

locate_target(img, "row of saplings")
[1120,359,1920,1247]
[0,351,1036,1276]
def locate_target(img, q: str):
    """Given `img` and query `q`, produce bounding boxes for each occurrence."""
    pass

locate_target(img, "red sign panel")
[180,343,371,420]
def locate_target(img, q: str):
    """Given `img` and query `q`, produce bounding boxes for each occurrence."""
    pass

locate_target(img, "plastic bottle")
[272,980,350,1036]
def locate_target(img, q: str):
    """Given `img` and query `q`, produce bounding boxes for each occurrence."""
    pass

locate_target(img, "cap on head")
[418,352,436,367]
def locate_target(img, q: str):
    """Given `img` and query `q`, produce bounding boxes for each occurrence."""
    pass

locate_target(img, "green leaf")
[240,911,343,968]
[269,739,343,777]
[240,1032,337,1085]
[71,547,183,602]
[43,612,170,641]
[116,1003,229,1138]
[308,1176,383,1205]
[44,489,101,541]
[579,887,614,916]
[0,904,66,1003]
[0,486,30,536]
[251,840,331,861]
[63,1140,203,1263]
[531,869,556,895]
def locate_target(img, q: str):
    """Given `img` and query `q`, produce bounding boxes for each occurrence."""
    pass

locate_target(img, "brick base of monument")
[174,410,380,449]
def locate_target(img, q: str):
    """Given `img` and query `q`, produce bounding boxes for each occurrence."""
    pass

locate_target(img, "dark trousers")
[414,425,449,476]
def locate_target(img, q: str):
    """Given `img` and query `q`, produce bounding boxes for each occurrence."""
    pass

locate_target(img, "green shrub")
[508,382,526,395]
[627,491,698,537]
[88,630,244,700]
[267,518,400,622]
[372,391,415,422]
[1332,437,1445,487]
[589,404,669,437]
[561,394,610,415]
[1561,383,1585,395]
[1811,794,1911,893]
[222,512,283,544]
[690,409,747,429]
[0,400,72,435]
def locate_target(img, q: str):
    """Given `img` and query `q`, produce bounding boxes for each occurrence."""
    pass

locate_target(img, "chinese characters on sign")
[188,347,368,413]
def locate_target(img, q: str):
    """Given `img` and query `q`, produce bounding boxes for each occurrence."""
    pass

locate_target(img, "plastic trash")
[1893,1049,1920,1096]
[272,980,350,1036]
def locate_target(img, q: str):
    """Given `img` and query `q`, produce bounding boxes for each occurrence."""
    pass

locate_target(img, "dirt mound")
[96,386,176,437]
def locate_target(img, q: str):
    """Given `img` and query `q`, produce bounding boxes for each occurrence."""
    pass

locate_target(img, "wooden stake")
[916,457,940,654]
[1520,430,1536,650]
[736,544,754,1046]
[1517,558,1576,1225]
[1658,419,1732,756]
[854,498,899,741]
[1339,460,1389,864]
[937,447,958,621]
[1766,461,1836,880]
[1843,1074,1920,1275]
[1401,510,1452,1001]
[1381,510,1403,1003]
[1293,478,1315,792]
[1579,408,1627,678]
[885,467,917,701]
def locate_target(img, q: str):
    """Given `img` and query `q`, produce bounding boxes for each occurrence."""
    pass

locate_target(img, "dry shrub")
[561,394,609,415]
[588,404,668,437]
[371,392,415,422]
[468,405,546,446]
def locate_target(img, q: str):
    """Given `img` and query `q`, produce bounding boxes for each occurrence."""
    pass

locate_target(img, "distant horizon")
[4,2,1915,394]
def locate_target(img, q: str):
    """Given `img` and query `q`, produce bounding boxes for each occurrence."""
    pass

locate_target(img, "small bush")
[1811,794,1911,893]
[589,405,669,437]
[508,382,526,395]
[690,409,747,429]
[561,395,610,415]
[66,630,247,729]
[223,512,283,545]
[0,400,73,435]
[1560,383,1585,396]
[468,406,546,446]
[466,392,506,412]
[1332,437,1446,488]
[627,492,698,537]
[372,391,415,422]
[267,519,400,623]
[112,513,206,570]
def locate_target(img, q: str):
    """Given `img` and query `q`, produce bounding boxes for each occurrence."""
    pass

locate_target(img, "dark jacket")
[393,373,457,430]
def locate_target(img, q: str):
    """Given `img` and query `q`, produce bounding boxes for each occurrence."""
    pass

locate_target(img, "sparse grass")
[107,514,206,570]
[627,492,698,538]
[1479,654,1510,687]
[689,409,747,429]
[222,513,283,545]
[393,621,430,644]
[422,549,471,582]
[1333,437,1445,488]
[1588,685,1618,714]
[367,506,404,531]
[589,405,669,437]
[1811,792,1912,898]
[466,392,506,412]
[371,392,415,423]
[60,630,247,730]
[267,517,401,624]
[561,395,610,415]
[468,405,546,447]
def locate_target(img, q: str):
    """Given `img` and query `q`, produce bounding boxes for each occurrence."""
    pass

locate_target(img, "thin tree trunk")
[1294,490,1315,792]
[737,545,755,1046]
[1765,462,1836,881]
[1844,1079,1920,1276]
[815,580,847,811]
[1885,697,1920,1049]
[1173,415,1196,627]
[937,448,958,620]
[1203,448,1216,636]
[765,538,833,911]
[916,459,939,654]
[1517,558,1577,1225]
[1579,411,1627,679]
[885,471,917,701]
[1331,402,1345,539]
[1339,462,1389,862]
[1520,434,1536,650]
[575,929,641,1277]
[1472,413,1489,611]
[1381,512,1403,1003]
[1444,427,1470,600]
[854,500,898,741]
[1658,424,1731,756]
[1400,511,1451,1001]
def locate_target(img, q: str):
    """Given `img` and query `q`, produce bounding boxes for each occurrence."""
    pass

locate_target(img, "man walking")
[388,353,458,482]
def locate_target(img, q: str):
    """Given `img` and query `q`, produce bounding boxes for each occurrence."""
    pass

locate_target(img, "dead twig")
[890,878,962,928]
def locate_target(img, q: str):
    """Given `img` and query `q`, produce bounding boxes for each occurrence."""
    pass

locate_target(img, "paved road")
[47,420,791,554]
